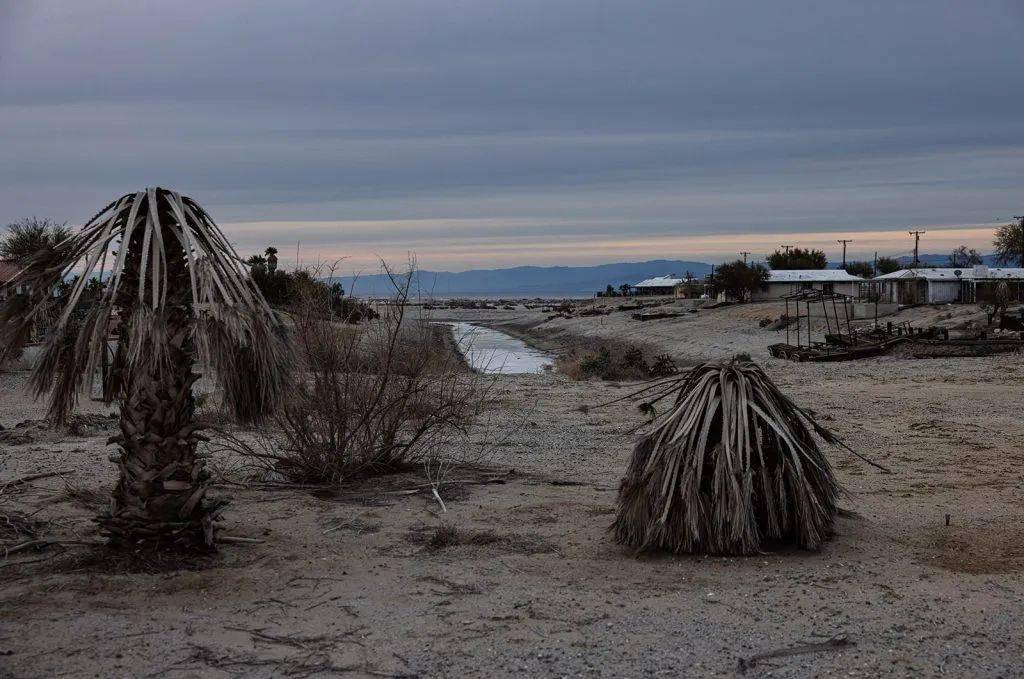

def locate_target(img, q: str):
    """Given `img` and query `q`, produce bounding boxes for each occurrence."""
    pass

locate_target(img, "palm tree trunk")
[97,211,216,550]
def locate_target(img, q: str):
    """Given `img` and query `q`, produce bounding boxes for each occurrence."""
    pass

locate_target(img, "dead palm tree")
[612,359,841,555]
[0,188,290,551]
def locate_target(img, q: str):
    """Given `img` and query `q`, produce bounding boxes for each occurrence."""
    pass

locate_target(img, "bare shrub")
[226,264,494,484]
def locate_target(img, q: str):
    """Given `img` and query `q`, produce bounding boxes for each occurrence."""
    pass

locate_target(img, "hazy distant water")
[444,322,553,374]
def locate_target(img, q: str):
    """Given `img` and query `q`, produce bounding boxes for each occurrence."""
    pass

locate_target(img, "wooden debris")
[738,635,854,672]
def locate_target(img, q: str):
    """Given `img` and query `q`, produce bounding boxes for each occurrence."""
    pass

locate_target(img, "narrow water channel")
[444,322,553,374]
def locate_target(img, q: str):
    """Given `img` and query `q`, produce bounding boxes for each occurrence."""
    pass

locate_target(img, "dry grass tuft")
[409,523,557,554]
[59,480,110,511]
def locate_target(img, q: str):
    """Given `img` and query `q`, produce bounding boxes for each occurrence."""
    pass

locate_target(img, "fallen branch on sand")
[738,635,854,672]
[217,535,265,544]
[1,538,103,557]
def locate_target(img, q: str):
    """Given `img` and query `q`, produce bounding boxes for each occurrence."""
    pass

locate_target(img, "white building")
[873,265,1024,305]
[750,269,864,301]
[633,275,684,296]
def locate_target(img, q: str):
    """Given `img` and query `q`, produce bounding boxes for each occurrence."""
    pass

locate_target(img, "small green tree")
[265,246,280,273]
[715,260,769,301]
[843,261,875,278]
[876,256,901,274]
[946,245,983,268]
[1,217,72,264]
[993,219,1024,267]
[767,247,828,270]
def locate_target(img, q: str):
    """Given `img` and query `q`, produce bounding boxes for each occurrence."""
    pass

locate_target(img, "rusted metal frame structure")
[783,289,856,352]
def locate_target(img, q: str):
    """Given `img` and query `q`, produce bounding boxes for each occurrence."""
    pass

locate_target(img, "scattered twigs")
[738,635,854,673]
[1,469,73,492]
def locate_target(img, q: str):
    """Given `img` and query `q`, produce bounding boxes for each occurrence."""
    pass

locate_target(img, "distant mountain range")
[330,252,1011,298]
[334,259,714,298]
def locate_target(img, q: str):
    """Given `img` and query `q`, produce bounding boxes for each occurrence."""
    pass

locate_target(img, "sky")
[1,0,1023,273]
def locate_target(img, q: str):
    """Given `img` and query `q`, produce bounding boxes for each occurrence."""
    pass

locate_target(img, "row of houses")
[632,269,865,299]
[873,266,1024,304]
[633,265,1024,304]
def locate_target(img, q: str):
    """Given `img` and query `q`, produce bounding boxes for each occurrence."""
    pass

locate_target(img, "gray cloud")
[1,0,1023,268]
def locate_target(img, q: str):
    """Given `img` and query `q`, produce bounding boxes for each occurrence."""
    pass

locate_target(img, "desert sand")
[2,298,1023,677]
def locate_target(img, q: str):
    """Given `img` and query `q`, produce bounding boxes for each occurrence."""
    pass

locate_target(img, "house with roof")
[750,269,865,301]
[872,265,1024,305]
[0,260,23,302]
[633,275,684,296]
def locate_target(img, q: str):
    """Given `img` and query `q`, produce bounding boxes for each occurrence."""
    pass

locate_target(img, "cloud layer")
[2,1,1022,271]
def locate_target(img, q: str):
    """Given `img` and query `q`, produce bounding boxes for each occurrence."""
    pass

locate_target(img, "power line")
[740,251,751,264]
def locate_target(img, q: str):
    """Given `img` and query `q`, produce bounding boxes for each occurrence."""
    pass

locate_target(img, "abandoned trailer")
[872,265,1024,305]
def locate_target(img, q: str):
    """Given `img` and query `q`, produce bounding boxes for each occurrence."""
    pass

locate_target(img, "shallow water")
[444,322,553,374]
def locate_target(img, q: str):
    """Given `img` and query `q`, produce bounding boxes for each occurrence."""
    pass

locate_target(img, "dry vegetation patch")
[555,337,678,381]
[913,523,1024,574]
[408,523,558,555]
[213,273,496,486]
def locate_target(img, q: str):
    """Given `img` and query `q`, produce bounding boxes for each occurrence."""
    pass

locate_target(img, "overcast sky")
[2,1,1023,272]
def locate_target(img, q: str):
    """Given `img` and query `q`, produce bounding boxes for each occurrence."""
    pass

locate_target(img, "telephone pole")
[837,239,852,268]
[873,251,878,277]
[781,244,793,254]
[740,251,751,264]
[908,230,926,267]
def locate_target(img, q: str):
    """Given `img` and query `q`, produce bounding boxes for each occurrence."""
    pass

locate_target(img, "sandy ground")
[2,300,1023,677]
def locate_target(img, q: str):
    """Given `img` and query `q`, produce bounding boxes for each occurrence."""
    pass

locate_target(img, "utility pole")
[908,230,926,267]
[837,239,852,268]
[740,251,751,264]
[873,251,878,277]
[781,244,793,254]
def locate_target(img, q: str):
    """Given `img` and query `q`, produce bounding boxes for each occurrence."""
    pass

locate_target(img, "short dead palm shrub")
[612,359,840,555]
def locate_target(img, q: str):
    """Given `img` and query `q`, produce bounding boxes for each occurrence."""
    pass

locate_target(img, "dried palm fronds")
[612,358,841,555]
[0,188,290,551]
[0,188,289,423]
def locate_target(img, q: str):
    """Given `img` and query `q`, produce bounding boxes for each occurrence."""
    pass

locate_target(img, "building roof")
[873,266,1024,281]
[0,260,21,284]
[634,275,683,288]
[766,269,864,283]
